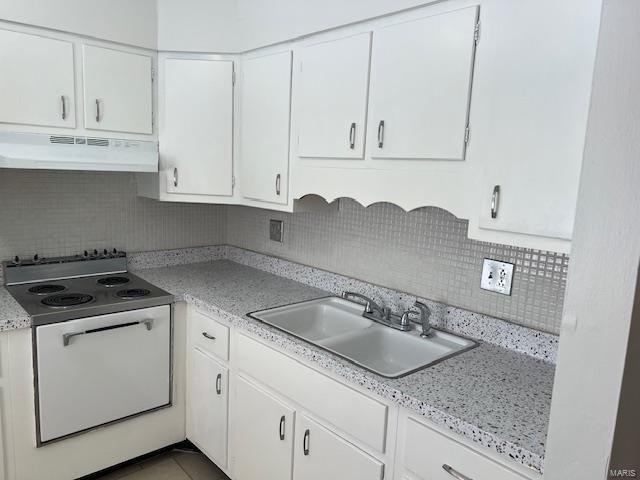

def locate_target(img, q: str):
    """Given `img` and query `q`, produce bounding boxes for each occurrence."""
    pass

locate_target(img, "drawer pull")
[303,429,310,455]
[279,415,286,440]
[95,98,101,123]
[60,95,67,120]
[202,332,216,340]
[215,373,222,395]
[442,464,473,480]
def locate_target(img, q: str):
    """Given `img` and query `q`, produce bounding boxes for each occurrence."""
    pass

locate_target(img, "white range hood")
[0,132,158,172]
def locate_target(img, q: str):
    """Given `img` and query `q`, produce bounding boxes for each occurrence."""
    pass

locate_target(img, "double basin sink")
[248,296,477,378]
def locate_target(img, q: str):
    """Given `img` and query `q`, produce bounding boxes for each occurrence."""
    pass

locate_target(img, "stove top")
[3,251,173,326]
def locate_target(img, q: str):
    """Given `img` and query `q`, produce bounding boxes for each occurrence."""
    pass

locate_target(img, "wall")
[157,0,440,52]
[226,200,568,334]
[0,0,157,49]
[0,170,225,260]
[544,0,640,477]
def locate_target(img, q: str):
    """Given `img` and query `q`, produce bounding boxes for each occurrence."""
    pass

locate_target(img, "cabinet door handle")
[490,185,500,219]
[60,95,67,120]
[95,99,101,123]
[215,373,222,395]
[276,173,281,196]
[303,429,310,455]
[173,167,179,188]
[442,464,473,480]
[202,332,216,340]
[279,415,286,441]
[349,122,356,149]
[377,120,385,148]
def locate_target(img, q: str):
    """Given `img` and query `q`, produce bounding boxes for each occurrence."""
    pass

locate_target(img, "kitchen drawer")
[190,309,229,362]
[237,333,388,452]
[404,417,529,480]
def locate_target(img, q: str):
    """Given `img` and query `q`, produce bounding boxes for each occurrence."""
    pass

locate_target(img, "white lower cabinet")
[397,415,533,480]
[294,414,384,480]
[187,348,229,469]
[233,377,295,480]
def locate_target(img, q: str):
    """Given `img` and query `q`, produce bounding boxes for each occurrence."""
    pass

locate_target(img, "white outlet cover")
[480,258,514,295]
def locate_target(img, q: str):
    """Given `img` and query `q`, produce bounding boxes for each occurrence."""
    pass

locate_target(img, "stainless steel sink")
[248,297,477,378]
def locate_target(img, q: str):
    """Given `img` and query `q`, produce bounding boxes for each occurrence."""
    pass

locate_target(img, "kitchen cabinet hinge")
[232,175,236,188]
[474,21,481,45]
[464,126,470,144]
[232,70,236,85]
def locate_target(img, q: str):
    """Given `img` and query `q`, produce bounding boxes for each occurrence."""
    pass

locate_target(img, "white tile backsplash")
[0,169,226,260]
[0,170,567,334]
[226,200,568,334]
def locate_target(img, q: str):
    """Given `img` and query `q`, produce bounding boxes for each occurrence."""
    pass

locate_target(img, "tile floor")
[96,450,230,480]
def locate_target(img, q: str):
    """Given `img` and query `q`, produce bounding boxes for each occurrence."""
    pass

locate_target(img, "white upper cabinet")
[467,0,601,252]
[160,56,233,197]
[297,33,371,159]
[368,6,479,160]
[82,45,153,135]
[0,29,76,129]
[239,51,292,204]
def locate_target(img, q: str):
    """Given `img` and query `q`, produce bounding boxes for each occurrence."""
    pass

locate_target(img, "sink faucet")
[341,291,406,330]
[341,291,387,318]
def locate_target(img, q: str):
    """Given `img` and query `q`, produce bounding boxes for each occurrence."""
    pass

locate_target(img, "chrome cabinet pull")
[303,429,310,455]
[276,174,281,196]
[95,99,101,123]
[62,319,153,347]
[215,373,222,395]
[442,464,473,480]
[202,332,216,340]
[173,167,179,188]
[491,185,500,219]
[279,415,286,441]
[60,95,67,120]
[377,120,385,148]
[349,122,356,149]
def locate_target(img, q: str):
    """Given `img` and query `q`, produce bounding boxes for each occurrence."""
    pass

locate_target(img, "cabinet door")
[187,348,228,468]
[161,56,233,196]
[82,45,153,134]
[234,377,295,480]
[368,6,478,160]
[0,29,75,128]
[240,51,292,204]
[297,33,371,159]
[473,0,600,242]
[293,414,384,480]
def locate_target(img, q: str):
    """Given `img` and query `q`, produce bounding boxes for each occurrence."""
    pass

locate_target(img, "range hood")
[0,132,158,172]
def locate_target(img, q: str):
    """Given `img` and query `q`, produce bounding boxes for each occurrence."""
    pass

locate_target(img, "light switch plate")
[269,219,283,243]
[480,258,514,295]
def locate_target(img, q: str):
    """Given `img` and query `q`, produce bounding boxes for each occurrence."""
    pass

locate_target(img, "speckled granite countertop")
[0,285,30,331]
[134,260,553,475]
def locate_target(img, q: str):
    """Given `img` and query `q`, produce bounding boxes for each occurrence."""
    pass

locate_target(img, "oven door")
[34,305,172,444]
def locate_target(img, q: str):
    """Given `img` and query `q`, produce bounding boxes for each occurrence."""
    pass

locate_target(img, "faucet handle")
[413,301,433,337]
[400,309,420,328]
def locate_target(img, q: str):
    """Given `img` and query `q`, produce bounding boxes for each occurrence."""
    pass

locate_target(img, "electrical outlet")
[269,219,284,243]
[480,258,514,295]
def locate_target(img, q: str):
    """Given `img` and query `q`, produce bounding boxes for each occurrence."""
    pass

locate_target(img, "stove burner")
[115,288,151,299]
[42,293,94,308]
[28,284,66,295]
[97,276,131,287]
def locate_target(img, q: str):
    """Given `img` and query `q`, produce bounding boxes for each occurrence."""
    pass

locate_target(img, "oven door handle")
[62,319,154,347]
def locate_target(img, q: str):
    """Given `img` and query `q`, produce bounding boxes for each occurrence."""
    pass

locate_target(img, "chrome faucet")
[341,291,407,331]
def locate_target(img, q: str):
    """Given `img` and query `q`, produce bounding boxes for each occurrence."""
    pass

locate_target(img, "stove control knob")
[33,254,40,263]
[103,249,108,257]
[83,250,89,259]
[13,255,20,265]
[112,248,118,256]
[93,249,98,257]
